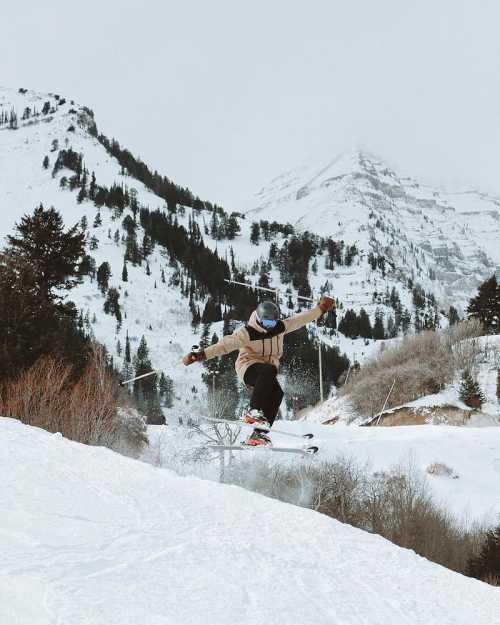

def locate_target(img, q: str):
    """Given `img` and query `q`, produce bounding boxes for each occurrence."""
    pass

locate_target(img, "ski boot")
[243,429,272,447]
[242,408,271,430]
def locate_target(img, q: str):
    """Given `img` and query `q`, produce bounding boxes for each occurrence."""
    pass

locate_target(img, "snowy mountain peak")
[249,149,500,312]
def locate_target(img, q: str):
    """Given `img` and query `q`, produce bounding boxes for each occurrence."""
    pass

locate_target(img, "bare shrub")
[342,330,453,416]
[0,347,146,454]
[427,462,457,478]
[445,319,485,374]
[188,390,242,481]
[226,455,486,576]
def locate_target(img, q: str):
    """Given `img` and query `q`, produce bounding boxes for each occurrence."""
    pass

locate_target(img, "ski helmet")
[256,300,280,329]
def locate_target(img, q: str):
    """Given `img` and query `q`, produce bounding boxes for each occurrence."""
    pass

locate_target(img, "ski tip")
[302,433,314,439]
[304,446,319,455]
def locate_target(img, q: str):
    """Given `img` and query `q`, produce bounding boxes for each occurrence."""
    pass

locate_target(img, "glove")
[182,350,206,366]
[318,295,336,314]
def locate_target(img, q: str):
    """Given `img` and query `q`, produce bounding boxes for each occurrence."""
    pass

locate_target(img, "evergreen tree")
[459,370,485,409]
[202,298,222,323]
[250,222,260,245]
[497,369,500,403]
[0,251,88,378]
[373,308,385,340]
[96,261,111,293]
[133,336,164,424]
[142,233,153,258]
[77,185,87,204]
[103,287,122,324]
[466,524,500,584]
[258,263,271,289]
[7,204,85,300]
[159,372,174,408]
[467,274,500,334]
[93,212,102,227]
[210,210,219,239]
[448,305,460,326]
[225,214,241,239]
[125,331,131,363]
[122,262,128,282]
[338,309,359,338]
[401,308,412,334]
[42,155,50,169]
[358,308,373,339]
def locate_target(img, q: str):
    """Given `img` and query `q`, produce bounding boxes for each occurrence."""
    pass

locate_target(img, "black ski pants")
[243,363,284,426]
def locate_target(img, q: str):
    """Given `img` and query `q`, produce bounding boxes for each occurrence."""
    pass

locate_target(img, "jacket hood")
[248,310,267,333]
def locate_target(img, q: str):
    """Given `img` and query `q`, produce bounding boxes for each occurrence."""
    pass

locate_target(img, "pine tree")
[250,222,260,245]
[103,287,121,324]
[125,331,131,363]
[122,262,128,282]
[496,369,500,403]
[449,305,460,326]
[467,274,500,334]
[93,212,102,227]
[466,524,500,584]
[210,210,219,239]
[0,251,88,377]
[96,262,111,293]
[459,370,485,409]
[42,155,50,169]
[358,308,373,339]
[373,309,385,340]
[158,372,174,408]
[7,204,85,300]
[133,336,164,424]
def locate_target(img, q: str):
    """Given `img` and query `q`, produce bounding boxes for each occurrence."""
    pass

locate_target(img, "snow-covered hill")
[1,85,498,419]
[248,150,500,314]
[2,417,500,625]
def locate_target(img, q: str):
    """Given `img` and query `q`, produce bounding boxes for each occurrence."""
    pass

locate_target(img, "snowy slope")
[1,85,498,417]
[0,86,209,400]
[248,150,500,313]
[0,86,392,406]
[2,417,500,625]
[148,419,500,524]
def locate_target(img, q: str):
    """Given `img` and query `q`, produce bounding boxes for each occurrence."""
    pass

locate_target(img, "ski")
[208,444,319,456]
[200,415,314,440]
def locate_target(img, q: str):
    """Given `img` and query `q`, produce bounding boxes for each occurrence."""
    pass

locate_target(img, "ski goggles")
[259,318,278,329]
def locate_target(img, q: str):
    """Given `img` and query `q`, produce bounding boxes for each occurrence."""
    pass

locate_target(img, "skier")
[182,296,336,446]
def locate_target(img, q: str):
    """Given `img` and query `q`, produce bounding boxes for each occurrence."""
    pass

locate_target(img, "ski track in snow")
[2,418,500,625]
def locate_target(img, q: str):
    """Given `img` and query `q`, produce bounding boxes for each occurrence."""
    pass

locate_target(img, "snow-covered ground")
[147,419,500,525]
[2,416,500,625]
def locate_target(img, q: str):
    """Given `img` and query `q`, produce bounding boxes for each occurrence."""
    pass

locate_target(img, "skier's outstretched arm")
[182,326,250,365]
[283,296,336,334]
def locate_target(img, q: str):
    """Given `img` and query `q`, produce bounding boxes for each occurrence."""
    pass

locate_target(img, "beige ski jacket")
[204,305,323,381]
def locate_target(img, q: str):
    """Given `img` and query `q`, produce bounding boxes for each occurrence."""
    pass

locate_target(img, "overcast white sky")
[2,0,500,209]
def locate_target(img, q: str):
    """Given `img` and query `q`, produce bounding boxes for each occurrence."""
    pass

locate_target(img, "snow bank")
[2,417,500,625]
